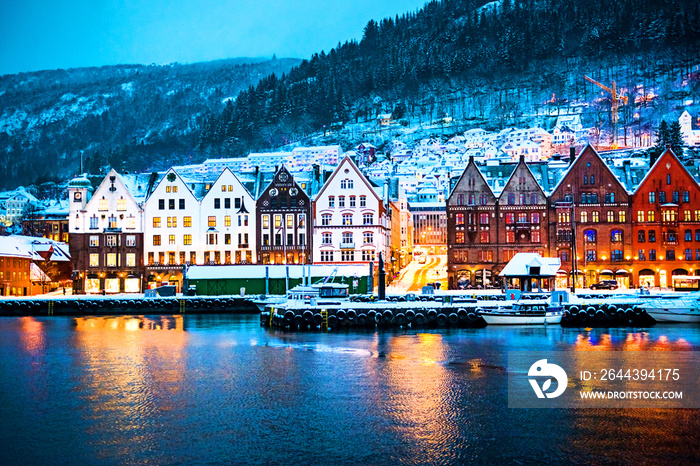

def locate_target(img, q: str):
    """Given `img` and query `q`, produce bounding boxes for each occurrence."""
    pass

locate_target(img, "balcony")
[340,242,355,249]
[238,243,249,249]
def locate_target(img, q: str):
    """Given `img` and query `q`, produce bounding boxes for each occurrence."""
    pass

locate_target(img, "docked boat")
[639,294,700,323]
[479,299,563,325]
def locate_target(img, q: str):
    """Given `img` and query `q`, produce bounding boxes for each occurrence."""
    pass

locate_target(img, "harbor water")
[1,315,699,465]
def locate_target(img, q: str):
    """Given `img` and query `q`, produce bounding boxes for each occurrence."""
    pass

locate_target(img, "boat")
[479,298,563,325]
[639,294,700,323]
[263,281,350,313]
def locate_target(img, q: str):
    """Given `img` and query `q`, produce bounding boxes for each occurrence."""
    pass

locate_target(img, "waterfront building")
[0,236,32,296]
[631,148,700,288]
[312,156,389,267]
[68,171,145,294]
[548,145,633,289]
[256,166,312,265]
[22,200,70,243]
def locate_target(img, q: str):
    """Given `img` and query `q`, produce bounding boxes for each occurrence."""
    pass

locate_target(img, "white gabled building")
[68,170,145,294]
[142,169,201,289]
[200,168,256,265]
[679,110,700,147]
[313,156,389,267]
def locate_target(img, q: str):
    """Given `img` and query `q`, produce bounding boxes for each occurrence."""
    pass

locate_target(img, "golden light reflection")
[19,316,45,358]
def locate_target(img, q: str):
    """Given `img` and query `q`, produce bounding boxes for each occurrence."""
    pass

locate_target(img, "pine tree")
[668,121,684,156]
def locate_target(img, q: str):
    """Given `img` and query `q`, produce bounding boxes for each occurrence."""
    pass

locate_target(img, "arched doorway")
[638,269,655,288]
[455,270,471,289]
[615,269,629,289]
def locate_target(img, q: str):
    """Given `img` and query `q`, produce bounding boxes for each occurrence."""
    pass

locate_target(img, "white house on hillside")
[679,110,700,147]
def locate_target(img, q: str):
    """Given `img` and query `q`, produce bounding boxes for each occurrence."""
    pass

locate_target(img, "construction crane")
[584,75,629,147]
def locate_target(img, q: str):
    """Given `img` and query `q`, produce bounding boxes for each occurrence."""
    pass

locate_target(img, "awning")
[569,269,584,274]
[556,269,567,274]
[638,269,655,276]
[615,269,629,275]
[600,269,614,275]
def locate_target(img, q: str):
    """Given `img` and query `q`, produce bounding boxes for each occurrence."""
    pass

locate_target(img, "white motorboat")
[640,295,700,323]
[264,281,350,313]
[479,300,563,325]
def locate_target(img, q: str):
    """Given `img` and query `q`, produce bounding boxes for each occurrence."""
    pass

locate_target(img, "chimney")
[569,147,576,165]
[519,154,525,164]
[313,164,320,182]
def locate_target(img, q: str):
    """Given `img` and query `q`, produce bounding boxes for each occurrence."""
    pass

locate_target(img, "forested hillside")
[201,0,700,151]
[0,57,300,188]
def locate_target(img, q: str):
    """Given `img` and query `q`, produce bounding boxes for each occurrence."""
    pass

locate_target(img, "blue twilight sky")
[0,0,429,75]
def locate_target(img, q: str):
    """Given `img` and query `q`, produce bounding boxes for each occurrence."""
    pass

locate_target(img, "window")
[341,250,354,262]
[648,230,656,242]
[298,233,305,246]
[263,234,270,246]
[649,249,656,261]
[167,217,177,228]
[183,234,192,245]
[361,250,376,262]
[456,214,464,225]
[126,253,135,267]
[685,210,691,221]
[618,211,626,223]
[506,213,515,224]
[320,251,333,262]
[153,217,161,228]
[89,253,99,267]
[166,234,174,245]
[531,212,540,224]
[559,250,570,263]
[673,191,679,203]
[456,232,465,243]
[591,211,599,223]
[106,235,117,247]
[321,214,332,226]
[611,229,623,242]
[683,191,690,203]
[342,232,353,244]
[506,231,515,243]
[322,233,332,245]
[90,216,99,229]
[585,250,596,261]
[184,216,192,227]
[480,231,490,243]
[519,193,526,205]
[480,213,489,225]
[696,230,700,242]
[89,236,99,247]
[153,235,161,246]
[225,215,231,227]
[179,199,185,210]
[106,253,117,267]
[235,198,241,209]
[208,216,216,227]
[611,250,623,262]
[99,198,108,211]
[580,211,588,223]
[686,230,692,242]
[697,249,700,261]
[649,192,655,203]
[607,211,614,222]
[481,194,488,205]
[360,196,366,207]
[686,248,692,261]
[457,194,464,205]
[206,233,218,245]
[339,196,345,208]
[638,249,645,261]
[584,229,596,242]
[363,214,373,225]
[274,215,281,228]
[225,234,231,245]
[531,193,537,205]
[590,175,595,185]
[666,250,675,261]
[363,232,373,244]
[558,212,570,223]
[299,214,306,228]
[637,211,644,222]
[225,198,231,209]
[117,199,126,211]
[648,211,655,222]
[341,179,353,189]
[108,215,117,229]
[342,214,353,226]
[214,198,220,209]
[349,196,356,207]
[469,194,475,205]
[638,230,645,242]
[667,174,671,185]
[508,193,515,205]
[518,213,528,224]
[659,191,666,204]
[328,196,336,208]
[221,185,226,192]
[287,215,294,228]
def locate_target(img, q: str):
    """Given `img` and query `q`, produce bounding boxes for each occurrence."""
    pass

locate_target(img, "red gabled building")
[548,145,633,289]
[631,148,700,289]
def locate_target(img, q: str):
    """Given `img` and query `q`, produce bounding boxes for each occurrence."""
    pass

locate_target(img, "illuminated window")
[637,211,644,222]
[592,211,599,223]
[153,217,161,228]
[262,215,269,228]
[225,215,231,227]
[106,235,117,247]
[607,211,614,222]
[106,253,116,267]
[89,253,99,267]
[299,214,306,227]
[274,215,282,228]
[127,217,136,229]
[618,211,626,223]
[208,216,216,227]
[98,198,108,211]
[184,216,191,227]
[125,253,136,267]
[648,211,655,222]
[221,185,226,192]
[153,235,161,246]
[183,234,192,245]
[126,235,136,247]
[89,236,99,247]
[580,211,588,223]
[169,235,175,245]
[117,199,126,211]
[287,215,294,228]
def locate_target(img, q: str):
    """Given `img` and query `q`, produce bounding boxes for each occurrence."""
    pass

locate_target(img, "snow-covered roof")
[499,253,560,277]
[187,264,369,280]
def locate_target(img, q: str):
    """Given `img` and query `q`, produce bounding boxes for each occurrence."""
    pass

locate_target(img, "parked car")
[591,280,618,290]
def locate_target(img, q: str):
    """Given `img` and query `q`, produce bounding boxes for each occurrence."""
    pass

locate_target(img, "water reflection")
[0,317,698,465]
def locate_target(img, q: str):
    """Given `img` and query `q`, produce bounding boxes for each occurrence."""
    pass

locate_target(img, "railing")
[340,242,355,249]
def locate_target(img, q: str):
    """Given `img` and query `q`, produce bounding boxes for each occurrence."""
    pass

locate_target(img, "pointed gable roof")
[258,164,309,202]
[550,144,629,199]
[498,156,547,202]
[633,148,700,195]
[447,156,495,204]
[87,169,142,210]
[145,168,199,204]
[314,155,381,203]
[201,167,254,201]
